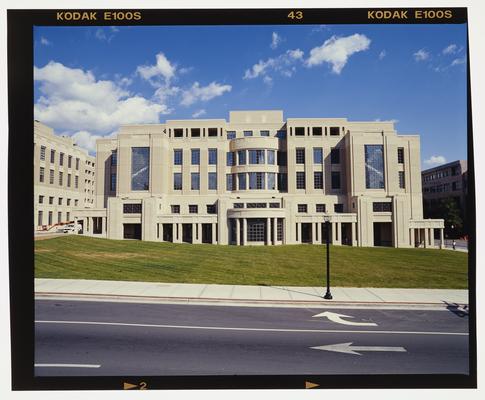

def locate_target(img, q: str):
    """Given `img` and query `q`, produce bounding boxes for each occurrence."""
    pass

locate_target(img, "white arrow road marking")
[312,311,377,326]
[35,363,101,368]
[310,342,406,356]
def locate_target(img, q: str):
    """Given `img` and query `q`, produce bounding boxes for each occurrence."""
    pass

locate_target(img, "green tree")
[424,197,464,238]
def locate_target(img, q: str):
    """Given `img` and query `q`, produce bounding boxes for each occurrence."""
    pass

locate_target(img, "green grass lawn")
[34,235,468,289]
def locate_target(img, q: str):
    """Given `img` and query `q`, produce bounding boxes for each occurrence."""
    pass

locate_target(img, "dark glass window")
[123,203,142,213]
[238,173,246,190]
[59,152,64,166]
[49,169,54,184]
[334,204,344,213]
[399,171,405,189]
[247,203,267,208]
[278,173,287,191]
[296,148,305,164]
[269,202,280,208]
[267,173,276,190]
[296,172,305,189]
[208,172,217,190]
[233,203,244,208]
[111,150,117,166]
[277,151,287,166]
[313,148,323,164]
[316,204,326,212]
[330,127,340,136]
[131,147,150,191]
[207,204,217,214]
[173,173,182,190]
[243,131,253,137]
[276,130,286,139]
[238,150,246,165]
[373,202,392,212]
[208,149,217,165]
[312,127,323,136]
[191,149,200,165]
[247,219,265,241]
[110,173,116,191]
[226,174,234,191]
[267,150,275,165]
[295,127,305,136]
[227,152,235,166]
[298,204,307,213]
[365,145,385,189]
[40,146,46,160]
[260,130,270,136]
[189,205,198,213]
[171,205,180,214]
[174,149,183,165]
[331,171,341,189]
[314,172,323,189]
[191,128,201,137]
[208,128,218,137]
[174,128,184,138]
[50,149,55,163]
[227,131,236,139]
[76,158,80,170]
[249,172,265,189]
[68,155,72,168]
[397,147,404,164]
[331,148,340,164]
[249,150,265,164]
[58,171,63,186]
[191,173,200,190]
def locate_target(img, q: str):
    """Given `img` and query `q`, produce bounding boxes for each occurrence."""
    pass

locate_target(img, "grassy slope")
[34,235,468,289]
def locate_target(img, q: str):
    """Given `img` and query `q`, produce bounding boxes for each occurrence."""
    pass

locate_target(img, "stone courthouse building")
[73,110,444,248]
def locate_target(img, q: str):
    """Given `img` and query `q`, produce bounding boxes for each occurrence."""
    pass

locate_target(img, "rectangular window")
[267,150,275,165]
[226,174,234,191]
[123,203,142,213]
[49,196,54,205]
[110,173,116,191]
[267,173,276,190]
[191,128,201,137]
[76,158,80,170]
[174,128,184,138]
[207,204,217,214]
[189,205,198,214]
[39,195,44,204]
[277,219,283,241]
[295,127,305,136]
[314,172,324,189]
[313,148,323,164]
[66,212,70,221]
[174,149,183,165]
[111,150,117,166]
[226,152,235,166]
[365,145,385,189]
[227,131,236,139]
[48,211,53,225]
[74,199,78,206]
[296,172,306,189]
[331,171,341,189]
[334,204,344,213]
[208,149,217,165]
[58,197,62,205]
[191,172,200,190]
[399,171,405,189]
[131,147,150,191]
[75,175,79,189]
[208,128,218,137]
[191,149,200,165]
[238,150,246,165]
[173,173,182,190]
[58,171,63,186]
[269,202,280,208]
[50,149,55,163]
[238,173,246,190]
[298,204,307,213]
[208,172,217,190]
[58,212,62,223]
[68,155,72,168]
[247,203,267,208]
[40,146,46,160]
[249,150,265,164]
[247,219,265,241]
[373,202,392,212]
[277,151,287,166]
[67,199,71,206]
[296,148,305,164]
[49,169,54,184]
[260,130,270,137]
[243,130,253,137]
[398,147,404,164]
[233,203,244,209]
[331,148,340,164]
[59,152,64,166]
[312,127,323,136]
[249,172,265,189]
[316,204,326,213]
[171,205,180,214]
[278,173,287,191]
[67,174,71,187]
[330,127,340,136]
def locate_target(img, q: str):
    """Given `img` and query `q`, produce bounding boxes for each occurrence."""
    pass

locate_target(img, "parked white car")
[62,223,82,234]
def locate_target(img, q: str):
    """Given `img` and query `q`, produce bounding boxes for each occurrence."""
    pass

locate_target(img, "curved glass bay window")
[249,150,265,164]
[131,147,150,191]
[249,172,265,189]
[365,145,385,189]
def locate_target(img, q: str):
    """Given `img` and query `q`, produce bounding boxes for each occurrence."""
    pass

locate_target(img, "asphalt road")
[35,300,469,376]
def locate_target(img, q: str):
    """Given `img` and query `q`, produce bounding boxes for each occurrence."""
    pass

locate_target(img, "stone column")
[337,222,342,245]
[212,222,217,244]
[312,222,318,244]
[242,218,247,246]
[235,219,240,245]
[331,222,336,244]
[266,218,271,245]
[430,228,434,248]
[440,228,444,249]
[176,223,182,243]
[352,222,357,246]
[272,217,277,245]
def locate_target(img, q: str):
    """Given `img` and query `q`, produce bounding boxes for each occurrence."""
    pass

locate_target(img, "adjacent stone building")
[34,120,95,230]
[73,110,444,248]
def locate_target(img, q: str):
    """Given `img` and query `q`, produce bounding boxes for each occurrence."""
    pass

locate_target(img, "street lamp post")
[323,215,332,300]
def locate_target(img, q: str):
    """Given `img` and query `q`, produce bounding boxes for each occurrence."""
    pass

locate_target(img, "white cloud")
[181,82,232,106]
[424,155,447,166]
[192,109,206,118]
[34,61,169,134]
[270,32,282,49]
[305,34,371,74]
[451,57,466,66]
[40,36,51,46]
[137,52,177,86]
[379,50,386,60]
[413,49,430,62]
[94,27,118,43]
[71,130,117,154]
[243,49,304,80]
[442,44,458,55]
[263,76,273,86]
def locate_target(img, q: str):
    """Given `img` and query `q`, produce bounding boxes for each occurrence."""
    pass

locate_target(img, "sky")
[33,24,468,168]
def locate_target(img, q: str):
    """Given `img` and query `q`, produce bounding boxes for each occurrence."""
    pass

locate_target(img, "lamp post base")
[323,291,333,300]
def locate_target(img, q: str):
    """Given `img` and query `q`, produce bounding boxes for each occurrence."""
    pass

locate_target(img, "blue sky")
[34,24,468,168]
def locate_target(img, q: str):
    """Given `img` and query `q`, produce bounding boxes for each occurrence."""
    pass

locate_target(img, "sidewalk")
[34,278,468,308]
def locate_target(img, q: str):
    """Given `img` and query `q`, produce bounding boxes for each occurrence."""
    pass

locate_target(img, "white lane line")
[35,363,101,368]
[35,320,468,336]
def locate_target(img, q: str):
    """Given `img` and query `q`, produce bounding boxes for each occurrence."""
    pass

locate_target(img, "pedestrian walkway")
[35,278,468,308]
